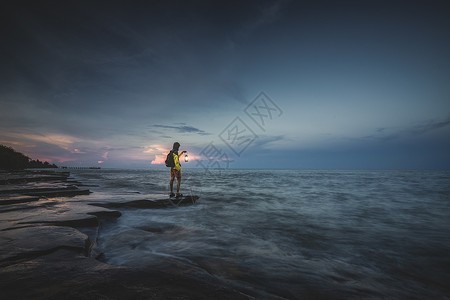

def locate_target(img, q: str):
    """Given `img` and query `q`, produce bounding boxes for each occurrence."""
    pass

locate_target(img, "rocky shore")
[0,170,250,299]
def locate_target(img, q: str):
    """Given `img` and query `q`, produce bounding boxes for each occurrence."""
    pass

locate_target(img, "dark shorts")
[171,168,181,179]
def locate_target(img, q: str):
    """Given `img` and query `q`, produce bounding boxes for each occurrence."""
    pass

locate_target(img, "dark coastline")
[0,170,251,300]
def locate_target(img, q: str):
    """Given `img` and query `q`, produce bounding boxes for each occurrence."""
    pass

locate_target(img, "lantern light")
[184,153,189,162]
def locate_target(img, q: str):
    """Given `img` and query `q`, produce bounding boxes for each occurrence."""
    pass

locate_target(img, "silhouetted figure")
[169,142,186,197]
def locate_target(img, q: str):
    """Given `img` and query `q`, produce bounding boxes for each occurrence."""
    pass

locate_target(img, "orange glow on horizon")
[151,154,166,165]
[35,156,77,163]
[54,157,78,163]
[19,133,82,150]
[2,133,204,167]
[0,132,103,165]
[150,152,201,165]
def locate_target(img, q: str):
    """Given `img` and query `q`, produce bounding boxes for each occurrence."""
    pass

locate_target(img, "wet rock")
[0,185,91,197]
[24,188,91,197]
[28,216,100,228]
[91,195,199,209]
[0,250,250,300]
[0,186,72,195]
[0,197,121,231]
[0,171,91,198]
[88,210,122,218]
[0,173,247,300]
[0,195,40,205]
[0,226,89,264]
[0,171,69,185]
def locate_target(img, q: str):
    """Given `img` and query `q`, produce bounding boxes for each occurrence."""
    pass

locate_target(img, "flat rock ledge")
[0,170,91,198]
[0,171,70,184]
[91,195,199,209]
[0,249,250,300]
[0,171,253,299]
[0,225,90,264]
[0,195,40,205]
[0,226,248,299]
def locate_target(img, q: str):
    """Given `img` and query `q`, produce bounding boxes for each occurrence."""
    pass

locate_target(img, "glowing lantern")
[184,154,189,162]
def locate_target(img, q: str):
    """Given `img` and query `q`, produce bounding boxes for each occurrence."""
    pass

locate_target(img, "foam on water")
[71,169,450,299]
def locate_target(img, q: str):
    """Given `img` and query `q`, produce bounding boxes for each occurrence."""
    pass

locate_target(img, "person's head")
[173,142,180,151]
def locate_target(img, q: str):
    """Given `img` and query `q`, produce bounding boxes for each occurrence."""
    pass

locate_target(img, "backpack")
[165,151,175,168]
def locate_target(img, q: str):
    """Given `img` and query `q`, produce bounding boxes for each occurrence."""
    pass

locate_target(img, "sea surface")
[71,169,450,299]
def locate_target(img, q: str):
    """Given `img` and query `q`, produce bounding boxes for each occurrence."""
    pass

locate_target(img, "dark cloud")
[1,0,449,168]
[410,117,450,136]
[359,133,400,142]
[251,135,286,148]
[354,116,450,144]
[153,124,210,136]
[0,0,287,105]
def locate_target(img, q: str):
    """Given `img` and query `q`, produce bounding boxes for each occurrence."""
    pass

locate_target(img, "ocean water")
[71,169,450,299]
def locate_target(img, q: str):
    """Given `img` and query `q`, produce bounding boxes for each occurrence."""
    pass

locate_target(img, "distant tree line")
[0,145,58,170]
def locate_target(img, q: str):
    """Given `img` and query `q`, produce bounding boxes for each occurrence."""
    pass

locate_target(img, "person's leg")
[176,177,181,194]
[170,170,175,195]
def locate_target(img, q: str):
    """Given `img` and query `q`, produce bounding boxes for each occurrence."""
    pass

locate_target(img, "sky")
[1,0,449,169]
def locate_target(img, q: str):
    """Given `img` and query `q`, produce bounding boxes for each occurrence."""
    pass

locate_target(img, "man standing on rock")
[168,142,186,198]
